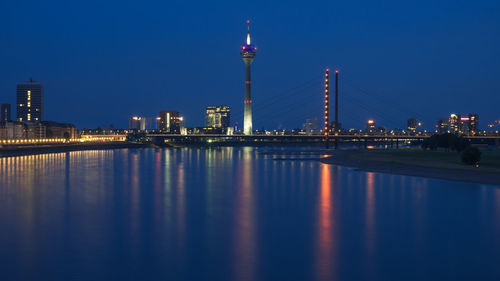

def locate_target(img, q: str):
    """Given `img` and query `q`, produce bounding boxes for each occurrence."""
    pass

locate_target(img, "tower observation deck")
[240,20,257,135]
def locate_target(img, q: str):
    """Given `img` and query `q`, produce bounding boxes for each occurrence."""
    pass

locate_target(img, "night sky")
[1,0,499,130]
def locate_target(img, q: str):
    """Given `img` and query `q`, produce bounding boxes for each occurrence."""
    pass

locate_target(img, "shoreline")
[2,144,499,186]
[317,150,500,186]
[0,142,153,157]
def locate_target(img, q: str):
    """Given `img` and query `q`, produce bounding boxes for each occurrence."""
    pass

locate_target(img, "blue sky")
[1,0,499,130]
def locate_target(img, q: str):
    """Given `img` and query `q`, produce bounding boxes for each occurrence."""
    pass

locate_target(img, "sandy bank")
[0,142,153,157]
[318,150,500,186]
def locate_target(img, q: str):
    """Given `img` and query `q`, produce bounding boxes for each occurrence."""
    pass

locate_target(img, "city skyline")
[1,0,499,130]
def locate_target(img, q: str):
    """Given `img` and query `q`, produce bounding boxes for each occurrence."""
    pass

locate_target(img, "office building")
[469,114,479,135]
[407,118,418,133]
[42,121,78,139]
[129,116,150,131]
[25,122,46,139]
[16,78,43,122]
[302,118,319,135]
[449,114,460,133]
[0,122,25,139]
[365,120,375,134]
[206,106,230,128]
[1,104,11,122]
[159,110,183,133]
[438,113,479,135]
[437,118,450,134]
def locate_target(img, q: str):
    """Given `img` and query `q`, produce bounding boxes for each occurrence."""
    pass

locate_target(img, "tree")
[421,133,470,152]
[461,147,481,165]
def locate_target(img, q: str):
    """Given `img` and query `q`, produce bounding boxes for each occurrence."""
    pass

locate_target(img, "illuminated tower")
[324,69,330,148]
[240,20,257,135]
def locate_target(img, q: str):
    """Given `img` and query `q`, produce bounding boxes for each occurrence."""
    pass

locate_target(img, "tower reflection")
[233,147,257,281]
[316,163,337,281]
[364,172,376,276]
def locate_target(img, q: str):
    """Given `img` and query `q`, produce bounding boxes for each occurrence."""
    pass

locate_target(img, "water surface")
[0,147,499,281]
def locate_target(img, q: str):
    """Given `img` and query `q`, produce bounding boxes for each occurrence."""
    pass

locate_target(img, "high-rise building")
[449,114,460,133]
[159,111,183,133]
[439,113,479,135]
[16,78,43,122]
[469,114,479,135]
[129,116,148,131]
[240,20,257,135]
[0,104,11,122]
[365,120,375,134]
[437,118,449,134]
[205,106,230,128]
[459,116,471,135]
[407,118,418,133]
[302,118,319,135]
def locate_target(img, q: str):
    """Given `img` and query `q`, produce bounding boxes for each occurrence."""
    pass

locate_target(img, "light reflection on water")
[316,164,335,280]
[0,148,499,281]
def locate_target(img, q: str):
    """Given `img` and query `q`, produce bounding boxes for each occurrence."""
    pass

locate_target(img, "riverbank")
[0,142,153,157]
[318,149,500,186]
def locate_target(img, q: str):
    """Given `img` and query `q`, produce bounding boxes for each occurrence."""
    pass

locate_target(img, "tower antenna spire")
[246,20,251,45]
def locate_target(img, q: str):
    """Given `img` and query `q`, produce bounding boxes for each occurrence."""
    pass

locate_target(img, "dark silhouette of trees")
[422,133,482,166]
[461,147,481,165]
[422,133,470,152]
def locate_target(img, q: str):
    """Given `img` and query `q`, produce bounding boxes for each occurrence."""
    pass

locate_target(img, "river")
[0,147,498,280]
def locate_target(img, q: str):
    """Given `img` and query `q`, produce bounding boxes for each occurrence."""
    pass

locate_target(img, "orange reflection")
[176,161,186,251]
[233,148,257,281]
[154,151,162,226]
[364,172,376,274]
[316,163,336,281]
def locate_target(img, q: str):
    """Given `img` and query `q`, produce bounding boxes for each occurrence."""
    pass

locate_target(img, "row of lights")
[0,138,79,144]
[1,136,126,145]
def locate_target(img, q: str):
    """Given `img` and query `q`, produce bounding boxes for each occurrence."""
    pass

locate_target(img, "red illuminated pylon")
[324,69,330,138]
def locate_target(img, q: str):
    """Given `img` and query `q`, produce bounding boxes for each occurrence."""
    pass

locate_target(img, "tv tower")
[240,20,257,135]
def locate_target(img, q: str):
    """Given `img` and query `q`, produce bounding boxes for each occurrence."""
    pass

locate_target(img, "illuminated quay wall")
[0,135,126,146]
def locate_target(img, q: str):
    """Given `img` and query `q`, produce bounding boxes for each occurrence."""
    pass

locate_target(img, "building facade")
[25,122,46,139]
[468,114,479,135]
[407,118,418,133]
[437,118,450,134]
[302,118,319,135]
[449,114,460,133]
[365,120,375,134]
[1,104,11,122]
[437,114,479,135]
[205,106,230,128]
[129,116,150,131]
[159,111,183,133]
[42,121,78,139]
[16,79,44,122]
[0,122,26,139]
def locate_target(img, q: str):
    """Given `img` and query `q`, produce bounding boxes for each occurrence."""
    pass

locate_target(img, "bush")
[461,147,481,165]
